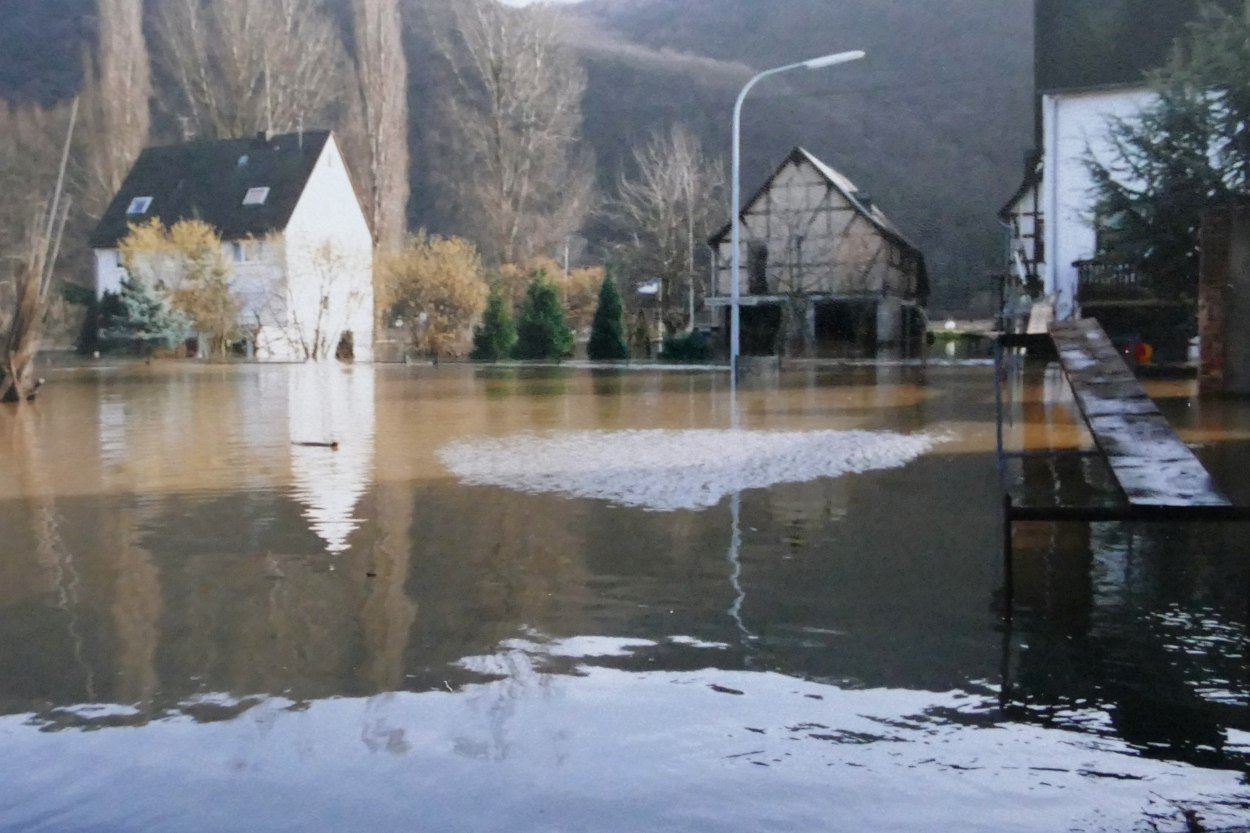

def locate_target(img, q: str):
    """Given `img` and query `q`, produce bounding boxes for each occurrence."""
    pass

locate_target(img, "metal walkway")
[994,320,1250,618]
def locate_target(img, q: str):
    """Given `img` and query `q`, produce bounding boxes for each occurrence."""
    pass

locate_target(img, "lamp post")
[729,50,865,383]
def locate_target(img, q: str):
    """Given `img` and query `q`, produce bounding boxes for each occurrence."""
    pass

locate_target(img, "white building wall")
[280,135,375,362]
[227,240,289,358]
[1041,85,1154,318]
[94,249,128,299]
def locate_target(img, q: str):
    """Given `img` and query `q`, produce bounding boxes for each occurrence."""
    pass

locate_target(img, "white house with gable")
[89,130,373,361]
[1001,84,1155,319]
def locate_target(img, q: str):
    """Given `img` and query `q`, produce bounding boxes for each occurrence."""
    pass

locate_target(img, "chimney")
[254,130,271,148]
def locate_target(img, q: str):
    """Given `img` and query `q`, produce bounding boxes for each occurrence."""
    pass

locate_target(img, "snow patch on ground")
[437,429,938,512]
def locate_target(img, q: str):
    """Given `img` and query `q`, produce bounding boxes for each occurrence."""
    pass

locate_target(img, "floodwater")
[0,359,1247,833]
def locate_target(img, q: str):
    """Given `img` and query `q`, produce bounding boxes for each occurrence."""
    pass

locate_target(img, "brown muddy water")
[0,360,1247,832]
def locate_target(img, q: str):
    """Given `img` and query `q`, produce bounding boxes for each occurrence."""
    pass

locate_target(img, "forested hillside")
[1035,0,1204,92]
[0,0,1038,310]
[0,0,91,103]
[572,0,1035,308]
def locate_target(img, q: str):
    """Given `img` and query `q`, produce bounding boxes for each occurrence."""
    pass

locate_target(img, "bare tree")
[81,0,151,202]
[1,100,77,403]
[153,0,349,139]
[609,124,723,334]
[256,240,370,361]
[348,0,410,251]
[428,0,593,265]
[0,102,71,287]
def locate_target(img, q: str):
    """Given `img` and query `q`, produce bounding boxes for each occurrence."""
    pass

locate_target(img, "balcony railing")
[1074,259,1148,303]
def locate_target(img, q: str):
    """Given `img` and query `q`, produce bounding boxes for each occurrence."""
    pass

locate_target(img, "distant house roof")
[708,147,923,257]
[89,130,342,248]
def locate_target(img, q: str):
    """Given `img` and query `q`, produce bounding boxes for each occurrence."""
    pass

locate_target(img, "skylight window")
[242,187,270,206]
[126,196,153,215]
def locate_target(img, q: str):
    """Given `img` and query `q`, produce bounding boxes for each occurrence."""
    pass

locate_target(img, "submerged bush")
[659,330,712,363]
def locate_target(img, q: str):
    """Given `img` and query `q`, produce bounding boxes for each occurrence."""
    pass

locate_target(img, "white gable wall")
[94,249,127,299]
[1041,85,1154,318]
[268,135,374,362]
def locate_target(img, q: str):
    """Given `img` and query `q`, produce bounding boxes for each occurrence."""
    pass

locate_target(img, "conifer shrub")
[97,277,189,355]
[586,270,629,361]
[471,283,517,361]
[512,270,574,360]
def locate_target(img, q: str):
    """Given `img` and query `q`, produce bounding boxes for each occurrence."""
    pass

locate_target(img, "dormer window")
[242,187,270,206]
[126,196,153,215]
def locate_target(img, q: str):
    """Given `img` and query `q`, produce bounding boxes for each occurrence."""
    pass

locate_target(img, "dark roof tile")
[89,130,332,248]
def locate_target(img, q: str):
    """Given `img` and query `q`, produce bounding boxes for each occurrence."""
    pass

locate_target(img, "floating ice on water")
[437,429,938,512]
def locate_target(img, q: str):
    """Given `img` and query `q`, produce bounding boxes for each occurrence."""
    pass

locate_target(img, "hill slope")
[0,0,1035,310]
[572,0,1035,309]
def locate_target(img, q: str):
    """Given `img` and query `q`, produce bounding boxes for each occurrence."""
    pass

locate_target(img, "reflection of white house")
[706,147,927,350]
[88,130,373,361]
[1001,84,1154,319]
[288,364,376,554]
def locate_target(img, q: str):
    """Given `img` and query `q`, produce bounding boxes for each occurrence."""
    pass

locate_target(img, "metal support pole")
[1003,493,1015,621]
[729,51,864,384]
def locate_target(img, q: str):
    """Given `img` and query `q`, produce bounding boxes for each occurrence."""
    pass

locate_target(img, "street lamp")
[729,50,865,382]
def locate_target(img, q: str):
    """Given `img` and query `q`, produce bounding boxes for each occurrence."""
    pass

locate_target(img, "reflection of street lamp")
[730,50,865,382]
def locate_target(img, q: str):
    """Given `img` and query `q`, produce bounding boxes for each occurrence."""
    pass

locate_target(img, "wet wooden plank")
[1050,319,1230,508]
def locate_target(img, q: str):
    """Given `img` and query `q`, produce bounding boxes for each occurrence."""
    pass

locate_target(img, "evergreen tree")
[512,270,574,360]
[586,268,629,361]
[97,277,188,354]
[471,283,517,361]
[1088,1,1250,300]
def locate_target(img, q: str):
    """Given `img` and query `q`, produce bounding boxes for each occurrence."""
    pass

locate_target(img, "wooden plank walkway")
[1049,319,1229,508]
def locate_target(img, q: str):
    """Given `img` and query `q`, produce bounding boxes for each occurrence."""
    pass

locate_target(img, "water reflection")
[0,362,1246,831]
[288,364,375,553]
[1005,373,1250,773]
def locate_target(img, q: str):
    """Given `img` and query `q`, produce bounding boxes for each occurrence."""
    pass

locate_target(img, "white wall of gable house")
[274,135,374,362]
[714,161,914,300]
[227,238,288,347]
[1042,85,1154,318]
[94,249,127,299]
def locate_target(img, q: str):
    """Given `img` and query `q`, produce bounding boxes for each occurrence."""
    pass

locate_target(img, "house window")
[126,196,153,215]
[232,240,266,263]
[242,187,270,206]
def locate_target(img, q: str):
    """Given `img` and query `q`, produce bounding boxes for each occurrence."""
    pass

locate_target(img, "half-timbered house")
[706,147,927,354]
